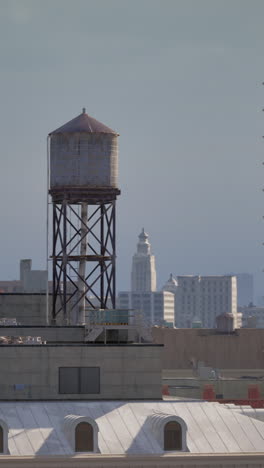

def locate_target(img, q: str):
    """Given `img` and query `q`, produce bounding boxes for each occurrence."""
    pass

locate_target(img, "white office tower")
[118,230,174,326]
[175,275,239,329]
[131,228,157,292]
[162,274,178,325]
[118,290,175,327]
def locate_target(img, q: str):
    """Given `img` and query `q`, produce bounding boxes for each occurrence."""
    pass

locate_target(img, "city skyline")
[0,0,263,298]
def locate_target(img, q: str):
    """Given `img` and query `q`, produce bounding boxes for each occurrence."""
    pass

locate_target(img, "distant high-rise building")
[131,228,157,292]
[118,290,175,326]
[0,259,47,293]
[20,259,47,293]
[165,275,239,329]
[118,230,174,325]
[179,275,239,328]
[232,273,254,306]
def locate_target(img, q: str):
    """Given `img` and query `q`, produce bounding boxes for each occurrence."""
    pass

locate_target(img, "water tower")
[48,109,120,324]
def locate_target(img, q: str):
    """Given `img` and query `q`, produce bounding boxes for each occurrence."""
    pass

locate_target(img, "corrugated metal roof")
[49,109,118,135]
[1,400,264,456]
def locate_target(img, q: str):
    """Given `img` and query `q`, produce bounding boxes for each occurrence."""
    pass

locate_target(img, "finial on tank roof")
[82,107,86,114]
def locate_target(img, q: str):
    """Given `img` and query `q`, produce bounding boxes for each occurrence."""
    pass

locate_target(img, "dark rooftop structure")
[49,108,118,135]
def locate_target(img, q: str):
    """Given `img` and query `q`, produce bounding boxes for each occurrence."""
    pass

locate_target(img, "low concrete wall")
[165,377,264,400]
[0,453,263,468]
[0,344,162,400]
[0,326,84,342]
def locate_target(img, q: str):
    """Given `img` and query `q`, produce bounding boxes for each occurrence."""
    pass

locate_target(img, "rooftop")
[1,399,264,455]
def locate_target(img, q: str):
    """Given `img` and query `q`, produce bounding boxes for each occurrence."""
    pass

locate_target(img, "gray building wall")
[0,344,162,400]
[20,259,47,293]
[0,294,51,325]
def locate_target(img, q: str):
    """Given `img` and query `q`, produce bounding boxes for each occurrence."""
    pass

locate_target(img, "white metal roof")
[0,400,264,456]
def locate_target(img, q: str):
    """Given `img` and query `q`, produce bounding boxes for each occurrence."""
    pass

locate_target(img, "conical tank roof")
[49,108,118,135]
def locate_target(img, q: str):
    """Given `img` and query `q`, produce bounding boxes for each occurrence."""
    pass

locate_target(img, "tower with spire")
[118,229,174,326]
[131,228,157,292]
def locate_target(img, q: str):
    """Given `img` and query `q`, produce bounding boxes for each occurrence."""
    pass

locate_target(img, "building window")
[164,421,182,451]
[59,367,100,394]
[75,422,93,452]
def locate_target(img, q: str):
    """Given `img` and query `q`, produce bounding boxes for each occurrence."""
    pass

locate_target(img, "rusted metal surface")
[49,187,120,204]
[78,203,88,324]
[49,109,118,135]
[49,131,119,190]
[50,255,113,261]
[51,201,117,323]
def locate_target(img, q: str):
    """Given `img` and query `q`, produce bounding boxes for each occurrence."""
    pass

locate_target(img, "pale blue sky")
[0,0,263,298]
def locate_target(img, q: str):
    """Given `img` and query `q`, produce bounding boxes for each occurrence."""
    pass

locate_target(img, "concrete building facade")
[174,275,238,328]
[0,343,162,400]
[0,294,50,325]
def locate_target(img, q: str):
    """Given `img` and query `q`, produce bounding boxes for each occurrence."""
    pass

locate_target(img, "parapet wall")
[0,326,84,342]
[152,327,264,371]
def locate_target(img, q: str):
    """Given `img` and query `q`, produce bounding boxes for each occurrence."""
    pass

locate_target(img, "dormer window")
[0,420,8,454]
[147,412,188,453]
[164,421,182,451]
[75,422,93,452]
[63,415,99,453]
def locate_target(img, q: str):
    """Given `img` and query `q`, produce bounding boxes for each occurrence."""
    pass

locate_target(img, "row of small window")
[0,420,183,454]
[86,421,183,452]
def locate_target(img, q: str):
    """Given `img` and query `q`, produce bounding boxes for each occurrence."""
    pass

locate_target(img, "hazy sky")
[0,0,263,298]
